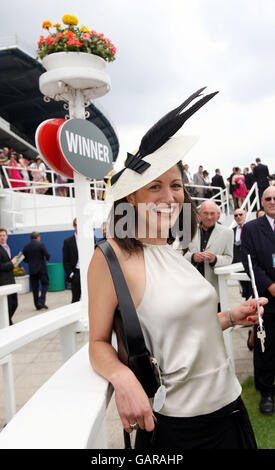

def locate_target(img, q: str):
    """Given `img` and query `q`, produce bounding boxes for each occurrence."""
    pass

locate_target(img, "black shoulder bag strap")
[96,239,147,357]
[96,239,146,449]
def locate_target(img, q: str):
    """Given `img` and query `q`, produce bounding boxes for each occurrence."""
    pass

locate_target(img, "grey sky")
[1,0,274,178]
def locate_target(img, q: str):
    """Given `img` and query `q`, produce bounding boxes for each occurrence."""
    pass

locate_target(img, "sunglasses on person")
[264,197,275,202]
[234,213,244,217]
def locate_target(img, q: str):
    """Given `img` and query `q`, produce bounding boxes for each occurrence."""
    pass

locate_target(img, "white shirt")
[0,243,11,258]
[235,224,243,243]
[265,214,275,232]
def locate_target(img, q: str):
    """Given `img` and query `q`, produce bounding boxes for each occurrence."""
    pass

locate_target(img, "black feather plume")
[135,88,219,159]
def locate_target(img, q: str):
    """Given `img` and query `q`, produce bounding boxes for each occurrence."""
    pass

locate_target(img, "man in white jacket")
[185,201,233,303]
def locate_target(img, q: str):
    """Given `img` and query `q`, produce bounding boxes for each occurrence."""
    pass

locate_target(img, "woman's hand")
[230,297,268,327]
[111,368,155,434]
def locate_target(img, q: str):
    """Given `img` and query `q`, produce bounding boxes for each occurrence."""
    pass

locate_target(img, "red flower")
[67,38,75,46]
[38,35,45,45]
[75,39,82,47]
[56,32,63,39]
[110,46,117,55]
[45,35,55,45]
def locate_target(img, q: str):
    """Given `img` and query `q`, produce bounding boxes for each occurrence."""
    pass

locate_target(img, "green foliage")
[241,376,275,449]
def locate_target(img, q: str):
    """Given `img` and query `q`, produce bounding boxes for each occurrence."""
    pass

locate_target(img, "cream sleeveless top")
[136,243,241,417]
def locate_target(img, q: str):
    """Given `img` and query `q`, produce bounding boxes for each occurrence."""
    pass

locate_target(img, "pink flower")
[99,33,104,39]
[82,33,91,40]
[91,30,98,35]
[56,32,63,39]
[38,35,45,44]
[110,46,117,55]
[75,39,82,47]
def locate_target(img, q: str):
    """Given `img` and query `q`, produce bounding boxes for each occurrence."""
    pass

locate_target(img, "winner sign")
[36,118,113,180]
[58,118,113,179]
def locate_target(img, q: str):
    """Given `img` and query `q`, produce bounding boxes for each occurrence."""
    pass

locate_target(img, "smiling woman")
[88,88,263,450]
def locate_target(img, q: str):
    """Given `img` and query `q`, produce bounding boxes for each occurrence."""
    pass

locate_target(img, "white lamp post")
[39,52,112,325]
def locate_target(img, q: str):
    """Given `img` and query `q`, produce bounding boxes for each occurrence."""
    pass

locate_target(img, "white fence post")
[0,284,22,422]
[59,323,77,363]
[217,273,235,372]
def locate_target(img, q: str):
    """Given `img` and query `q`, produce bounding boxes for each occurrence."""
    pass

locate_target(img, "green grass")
[241,376,275,449]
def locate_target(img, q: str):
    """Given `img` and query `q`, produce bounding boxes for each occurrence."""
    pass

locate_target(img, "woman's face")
[127,164,184,239]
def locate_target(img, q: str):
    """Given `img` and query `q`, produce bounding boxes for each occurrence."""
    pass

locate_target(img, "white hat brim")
[107,135,199,202]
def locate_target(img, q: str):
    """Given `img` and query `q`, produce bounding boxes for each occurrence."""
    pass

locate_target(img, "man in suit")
[23,232,50,310]
[232,209,251,300]
[62,218,81,303]
[184,200,233,304]
[232,209,246,263]
[211,168,226,206]
[253,157,270,202]
[243,167,254,191]
[0,228,18,324]
[193,165,205,205]
[241,185,275,415]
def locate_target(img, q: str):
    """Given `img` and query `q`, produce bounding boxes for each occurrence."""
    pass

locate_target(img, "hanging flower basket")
[37,14,116,62]
[38,14,114,100]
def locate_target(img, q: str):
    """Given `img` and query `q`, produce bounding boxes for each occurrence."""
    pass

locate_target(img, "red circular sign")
[35,119,74,178]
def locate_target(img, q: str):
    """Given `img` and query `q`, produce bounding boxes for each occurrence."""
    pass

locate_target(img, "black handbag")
[97,240,161,448]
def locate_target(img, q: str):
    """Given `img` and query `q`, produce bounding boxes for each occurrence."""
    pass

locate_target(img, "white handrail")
[1,165,108,198]
[187,183,229,213]
[214,262,251,371]
[0,284,22,422]
[229,182,259,229]
[0,300,85,424]
[0,344,113,449]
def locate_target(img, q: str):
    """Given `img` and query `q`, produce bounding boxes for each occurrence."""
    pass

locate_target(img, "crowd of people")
[183,158,274,210]
[0,146,72,196]
[1,145,274,209]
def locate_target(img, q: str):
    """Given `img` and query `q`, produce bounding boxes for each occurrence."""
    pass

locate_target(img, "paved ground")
[0,284,255,449]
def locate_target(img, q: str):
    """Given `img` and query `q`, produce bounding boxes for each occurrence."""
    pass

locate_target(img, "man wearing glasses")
[233,209,246,264]
[241,186,275,415]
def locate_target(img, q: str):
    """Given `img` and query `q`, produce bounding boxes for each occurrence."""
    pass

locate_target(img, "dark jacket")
[241,215,275,314]
[0,245,15,286]
[62,235,78,280]
[244,172,255,191]
[212,173,225,190]
[229,172,235,195]
[233,226,242,264]
[253,163,269,190]
[23,240,50,275]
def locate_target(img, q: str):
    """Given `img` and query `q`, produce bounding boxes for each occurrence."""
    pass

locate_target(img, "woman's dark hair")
[108,161,198,255]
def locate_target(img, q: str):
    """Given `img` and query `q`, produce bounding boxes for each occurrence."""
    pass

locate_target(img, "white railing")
[215,262,250,371]
[186,183,230,213]
[0,284,22,422]
[0,343,112,449]
[0,165,109,230]
[229,182,260,229]
[0,298,85,424]
[1,165,107,199]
